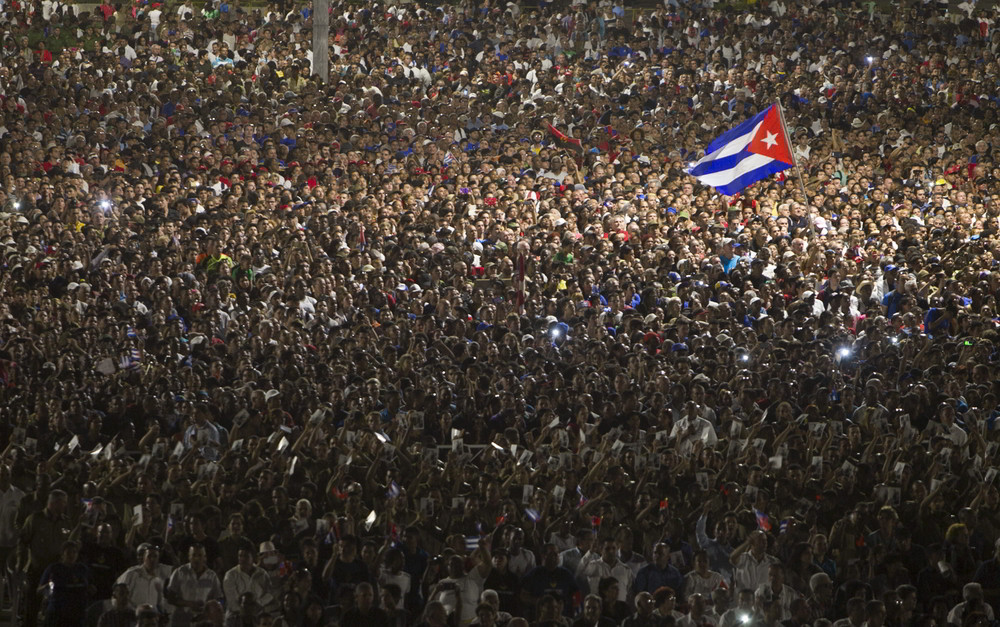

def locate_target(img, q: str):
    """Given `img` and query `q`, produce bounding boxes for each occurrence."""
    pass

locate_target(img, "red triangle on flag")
[746,105,794,166]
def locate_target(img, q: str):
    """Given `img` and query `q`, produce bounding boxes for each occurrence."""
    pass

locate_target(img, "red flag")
[546,122,584,155]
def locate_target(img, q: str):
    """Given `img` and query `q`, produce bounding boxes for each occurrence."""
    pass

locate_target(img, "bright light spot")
[100,200,112,211]
[890,336,899,345]
[740,614,751,624]
[836,347,852,359]
[12,201,20,210]
[740,354,750,363]
[866,56,874,65]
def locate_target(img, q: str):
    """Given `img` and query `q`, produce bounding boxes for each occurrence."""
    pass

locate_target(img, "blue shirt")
[40,562,89,613]
[634,562,684,596]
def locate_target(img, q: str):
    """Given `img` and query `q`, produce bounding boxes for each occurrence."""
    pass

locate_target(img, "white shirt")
[377,569,411,609]
[578,553,634,602]
[167,564,222,627]
[222,565,273,610]
[433,569,485,625]
[117,563,175,614]
[948,600,995,625]
[678,610,721,627]
[0,484,24,547]
[732,552,778,592]
[685,569,726,598]
[755,583,802,621]
[506,548,536,577]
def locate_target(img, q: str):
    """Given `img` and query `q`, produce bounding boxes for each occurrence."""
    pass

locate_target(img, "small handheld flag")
[686,103,795,195]
[754,508,772,532]
[546,122,584,155]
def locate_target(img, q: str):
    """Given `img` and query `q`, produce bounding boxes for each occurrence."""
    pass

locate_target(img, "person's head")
[448,554,465,578]
[749,529,767,554]
[61,540,80,564]
[947,523,969,546]
[963,583,985,604]
[112,582,130,608]
[507,526,524,550]
[138,543,160,568]
[810,572,834,602]
[582,594,603,621]
[767,563,785,589]
[354,582,374,611]
[47,489,68,516]
[897,585,918,612]
[380,583,401,611]
[654,587,677,613]
[542,543,559,569]
[481,589,500,612]
[403,526,421,551]
[136,605,159,627]
[422,601,447,627]
[635,592,655,617]
[689,593,708,616]
[188,543,208,571]
[97,523,114,546]
[598,577,620,602]
[300,539,318,565]
[537,593,561,619]
[693,549,709,573]
[654,542,671,568]
[338,535,358,561]
[294,498,312,520]
[847,597,867,623]
[475,602,497,627]
[756,591,781,622]
[237,541,256,570]
[736,589,754,610]
[866,600,887,627]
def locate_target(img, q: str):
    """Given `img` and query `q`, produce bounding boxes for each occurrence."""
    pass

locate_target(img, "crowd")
[2,0,1000,624]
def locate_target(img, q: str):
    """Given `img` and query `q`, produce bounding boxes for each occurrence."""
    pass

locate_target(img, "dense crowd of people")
[2,0,1000,624]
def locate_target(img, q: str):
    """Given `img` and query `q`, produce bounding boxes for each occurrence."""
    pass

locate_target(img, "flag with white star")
[685,104,795,195]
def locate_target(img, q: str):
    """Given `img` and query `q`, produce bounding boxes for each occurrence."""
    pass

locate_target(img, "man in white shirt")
[754,564,801,621]
[222,541,272,612]
[166,544,222,627]
[0,464,24,567]
[948,583,995,625]
[431,547,491,626]
[678,593,720,627]
[376,549,411,609]
[730,530,778,593]
[505,527,536,578]
[578,539,634,604]
[116,544,174,615]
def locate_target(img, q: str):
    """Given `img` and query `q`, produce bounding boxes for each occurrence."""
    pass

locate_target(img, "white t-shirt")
[433,569,485,625]
[378,569,411,609]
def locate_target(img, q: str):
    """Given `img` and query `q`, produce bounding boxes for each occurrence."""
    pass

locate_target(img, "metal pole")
[776,99,812,235]
[312,0,329,84]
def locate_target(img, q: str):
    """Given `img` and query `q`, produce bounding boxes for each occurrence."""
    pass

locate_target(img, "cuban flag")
[442,151,455,169]
[754,507,772,532]
[686,104,795,195]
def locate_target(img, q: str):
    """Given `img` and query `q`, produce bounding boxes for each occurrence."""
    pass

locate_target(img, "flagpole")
[775,99,813,235]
